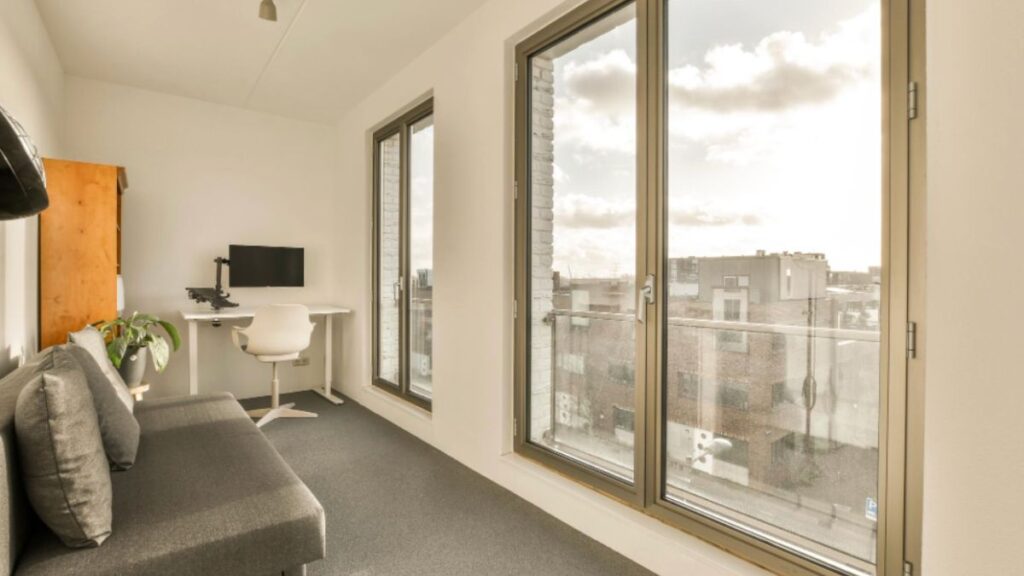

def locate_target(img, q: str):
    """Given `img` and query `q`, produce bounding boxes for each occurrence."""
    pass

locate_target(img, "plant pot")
[119,346,148,387]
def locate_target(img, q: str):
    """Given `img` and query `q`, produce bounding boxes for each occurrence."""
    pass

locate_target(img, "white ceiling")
[34,0,489,122]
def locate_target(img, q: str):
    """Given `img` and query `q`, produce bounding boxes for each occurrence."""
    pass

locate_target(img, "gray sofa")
[0,359,325,576]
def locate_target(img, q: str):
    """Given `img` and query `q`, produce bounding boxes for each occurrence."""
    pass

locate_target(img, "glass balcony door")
[657,0,884,572]
[523,1,643,488]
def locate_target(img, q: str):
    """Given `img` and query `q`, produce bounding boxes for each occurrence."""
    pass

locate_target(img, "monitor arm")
[214,257,228,294]
[185,256,239,310]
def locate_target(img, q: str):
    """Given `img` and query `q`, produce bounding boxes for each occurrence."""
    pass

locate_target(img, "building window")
[514,0,914,573]
[373,98,434,409]
[772,380,788,407]
[613,405,635,433]
[678,371,699,399]
[609,363,635,383]
[716,382,749,412]
[723,299,741,321]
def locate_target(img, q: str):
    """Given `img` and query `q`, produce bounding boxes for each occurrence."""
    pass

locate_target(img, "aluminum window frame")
[512,1,925,574]
[372,97,435,412]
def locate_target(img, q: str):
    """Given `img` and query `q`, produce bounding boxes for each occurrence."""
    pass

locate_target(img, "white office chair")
[232,304,317,427]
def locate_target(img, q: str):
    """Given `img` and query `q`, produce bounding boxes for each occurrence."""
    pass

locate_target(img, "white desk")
[180,304,352,404]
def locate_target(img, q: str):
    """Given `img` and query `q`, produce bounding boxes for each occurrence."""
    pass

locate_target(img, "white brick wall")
[379,135,401,382]
[530,56,555,440]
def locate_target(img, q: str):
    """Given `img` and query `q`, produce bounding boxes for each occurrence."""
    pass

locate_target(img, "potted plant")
[97,312,182,387]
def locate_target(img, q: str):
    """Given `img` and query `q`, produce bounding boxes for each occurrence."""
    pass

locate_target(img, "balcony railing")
[545,308,880,343]
[534,306,881,564]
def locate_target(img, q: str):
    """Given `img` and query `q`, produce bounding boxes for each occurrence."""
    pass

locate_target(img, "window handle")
[637,274,655,324]
[393,276,404,302]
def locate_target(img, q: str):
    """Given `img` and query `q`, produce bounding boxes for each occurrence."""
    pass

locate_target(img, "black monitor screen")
[229,245,304,287]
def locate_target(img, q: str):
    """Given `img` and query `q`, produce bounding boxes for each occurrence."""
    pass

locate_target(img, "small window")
[372,98,434,409]
[613,406,635,433]
[723,299,742,321]
[678,371,699,399]
[716,382,749,411]
[772,381,788,407]
[609,363,635,383]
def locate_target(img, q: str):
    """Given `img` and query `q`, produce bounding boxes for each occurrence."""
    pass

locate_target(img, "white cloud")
[668,4,881,165]
[554,193,761,230]
[554,49,636,154]
[546,3,883,275]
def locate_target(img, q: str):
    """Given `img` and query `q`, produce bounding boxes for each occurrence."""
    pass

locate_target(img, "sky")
[543,0,883,279]
[410,118,434,275]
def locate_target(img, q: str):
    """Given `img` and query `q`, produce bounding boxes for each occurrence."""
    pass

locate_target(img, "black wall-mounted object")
[186,257,239,311]
[0,105,48,220]
[229,245,304,287]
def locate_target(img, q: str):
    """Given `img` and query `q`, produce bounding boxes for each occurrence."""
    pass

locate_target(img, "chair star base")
[247,403,318,427]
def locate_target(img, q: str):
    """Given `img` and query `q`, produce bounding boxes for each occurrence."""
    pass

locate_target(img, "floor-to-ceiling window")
[526,1,640,484]
[374,98,434,409]
[514,1,917,573]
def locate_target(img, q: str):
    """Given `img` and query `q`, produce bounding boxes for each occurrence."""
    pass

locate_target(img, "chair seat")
[15,393,325,576]
[255,352,300,363]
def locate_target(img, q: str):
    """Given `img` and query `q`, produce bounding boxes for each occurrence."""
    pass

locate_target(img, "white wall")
[331,0,766,574]
[922,1,1024,575]
[0,0,64,376]
[63,76,338,400]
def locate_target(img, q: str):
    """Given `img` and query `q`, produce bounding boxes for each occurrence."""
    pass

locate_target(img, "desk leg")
[314,314,344,405]
[188,320,199,396]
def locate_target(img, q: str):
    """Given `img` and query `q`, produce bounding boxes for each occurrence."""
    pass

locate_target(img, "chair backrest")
[241,305,315,357]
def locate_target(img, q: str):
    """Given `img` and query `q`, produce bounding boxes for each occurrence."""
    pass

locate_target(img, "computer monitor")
[228,245,304,287]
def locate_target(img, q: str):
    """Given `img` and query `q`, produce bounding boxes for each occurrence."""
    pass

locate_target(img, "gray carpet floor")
[240,391,654,576]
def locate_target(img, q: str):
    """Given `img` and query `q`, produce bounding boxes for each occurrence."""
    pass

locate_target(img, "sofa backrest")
[0,357,44,576]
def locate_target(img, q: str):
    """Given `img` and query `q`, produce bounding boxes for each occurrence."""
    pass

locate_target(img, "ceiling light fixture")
[259,0,278,22]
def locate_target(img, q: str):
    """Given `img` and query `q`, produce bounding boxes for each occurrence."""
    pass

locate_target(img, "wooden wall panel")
[39,159,120,348]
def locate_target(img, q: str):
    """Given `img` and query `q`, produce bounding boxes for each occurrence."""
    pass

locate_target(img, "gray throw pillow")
[15,348,112,548]
[68,325,134,412]
[65,345,140,470]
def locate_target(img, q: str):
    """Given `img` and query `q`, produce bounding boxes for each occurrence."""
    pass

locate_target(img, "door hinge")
[906,321,918,359]
[514,180,519,200]
[514,418,518,437]
[908,81,919,120]
[904,560,914,576]
[514,65,519,83]
[513,299,518,319]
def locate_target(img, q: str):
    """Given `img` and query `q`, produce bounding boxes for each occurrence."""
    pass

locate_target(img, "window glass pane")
[528,3,638,482]
[409,115,434,401]
[663,0,882,569]
[377,132,401,386]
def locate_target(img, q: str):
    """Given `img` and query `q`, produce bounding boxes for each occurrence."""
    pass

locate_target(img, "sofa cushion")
[14,348,112,548]
[14,393,325,576]
[0,353,52,575]
[67,327,133,413]
[64,345,140,470]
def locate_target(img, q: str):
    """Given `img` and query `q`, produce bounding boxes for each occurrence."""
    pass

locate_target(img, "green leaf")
[148,336,170,373]
[158,320,182,351]
[124,326,140,347]
[107,337,129,369]
[135,314,160,327]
